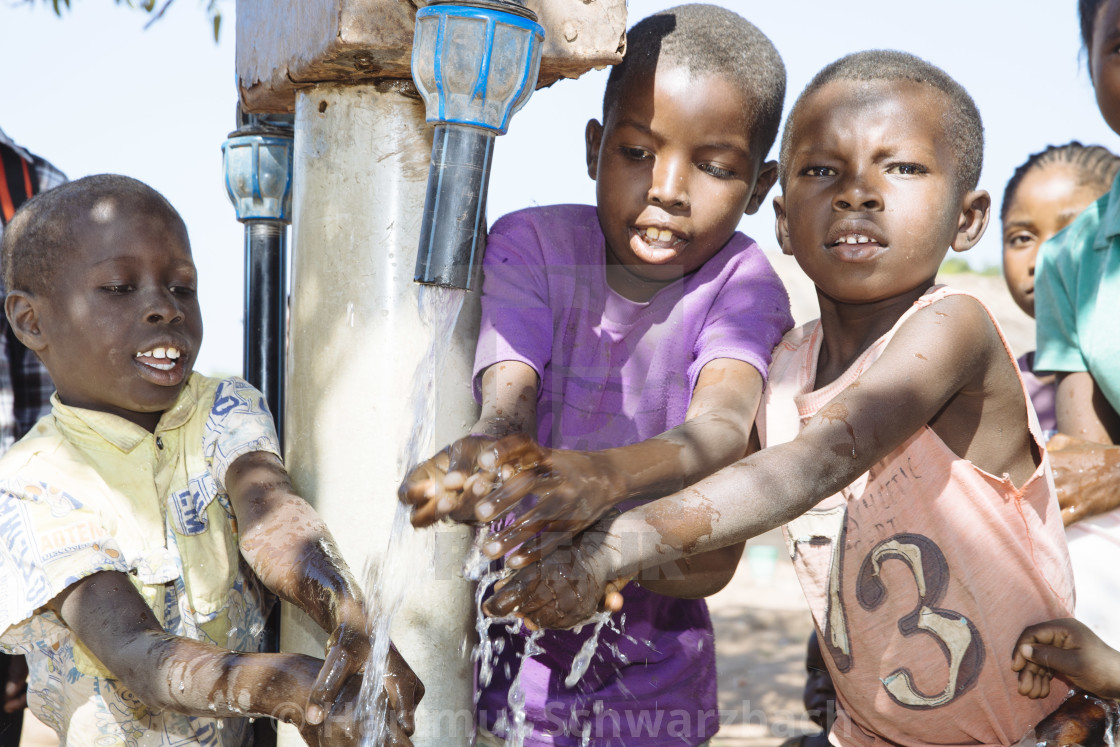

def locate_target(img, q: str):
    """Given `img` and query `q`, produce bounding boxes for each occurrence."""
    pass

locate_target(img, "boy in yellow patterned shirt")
[0,174,422,746]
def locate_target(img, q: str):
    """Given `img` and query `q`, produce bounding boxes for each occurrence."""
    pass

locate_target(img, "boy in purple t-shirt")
[400,6,791,745]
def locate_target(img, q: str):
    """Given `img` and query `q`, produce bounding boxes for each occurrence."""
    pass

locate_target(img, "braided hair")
[1001,141,1120,221]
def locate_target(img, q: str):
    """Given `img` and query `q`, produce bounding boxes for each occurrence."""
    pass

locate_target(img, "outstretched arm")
[404,358,759,598]
[49,571,395,746]
[227,452,423,734]
[487,296,1015,628]
[479,358,760,569]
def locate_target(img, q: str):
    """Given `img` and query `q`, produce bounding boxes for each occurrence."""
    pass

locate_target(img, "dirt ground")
[16,263,1033,746]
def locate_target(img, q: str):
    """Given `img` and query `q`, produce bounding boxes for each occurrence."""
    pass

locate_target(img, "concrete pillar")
[280,80,479,745]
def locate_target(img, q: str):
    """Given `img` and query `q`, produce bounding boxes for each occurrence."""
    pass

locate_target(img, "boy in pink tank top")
[481,51,1098,745]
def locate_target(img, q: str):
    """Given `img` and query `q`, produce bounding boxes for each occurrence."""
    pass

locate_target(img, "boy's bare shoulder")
[898,289,1002,353]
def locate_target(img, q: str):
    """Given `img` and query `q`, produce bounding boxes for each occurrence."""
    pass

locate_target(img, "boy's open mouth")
[827,231,887,262]
[135,346,183,373]
[629,225,686,264]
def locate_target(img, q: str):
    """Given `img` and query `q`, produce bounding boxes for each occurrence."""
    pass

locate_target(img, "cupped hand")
[398,436,500,527]
[484,525,627,630]
[1047,434,1120,527]
[474,436,626,565]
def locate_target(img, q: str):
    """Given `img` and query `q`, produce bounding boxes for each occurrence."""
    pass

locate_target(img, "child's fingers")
[484,572,551,619]
[475,470,539,525]
[1016,668,1049,699]
[603,576,632,613]
[490,433,547,470]
[408,489,453,527]
[447,437,487,475]
[379,646,423,745]
[385,717,416,746]
[505,525,583,569]
[306,645,358,725]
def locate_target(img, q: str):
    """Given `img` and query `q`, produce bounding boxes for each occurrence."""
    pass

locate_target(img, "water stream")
[350,282,620,746]
[358,284,466,746]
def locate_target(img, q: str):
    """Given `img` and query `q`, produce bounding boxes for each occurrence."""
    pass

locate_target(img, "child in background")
[1000,142,1120,436]
[401,5,793,744]
[1002,142,1120,656]
[1033,0,1120,655]
[484,50,1088,745]
[0,175,422,746]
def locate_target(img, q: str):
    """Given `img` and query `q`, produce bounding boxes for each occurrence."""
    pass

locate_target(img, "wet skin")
[400,64,797,602]
[1001,162,1106,318]
[486,79,1044,632]
[1032,692,1112,746]
[6,197,422,743]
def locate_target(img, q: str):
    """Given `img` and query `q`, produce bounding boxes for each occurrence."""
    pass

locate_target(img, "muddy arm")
[226,451,423,731]
[49,570,324,720]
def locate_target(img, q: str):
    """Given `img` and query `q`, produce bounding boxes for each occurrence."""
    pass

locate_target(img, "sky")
[2,0,1116,376]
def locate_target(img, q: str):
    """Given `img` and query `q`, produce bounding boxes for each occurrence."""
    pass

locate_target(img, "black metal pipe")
[243,221,287,437]
[414,124,495,290]
[244,220,286,747]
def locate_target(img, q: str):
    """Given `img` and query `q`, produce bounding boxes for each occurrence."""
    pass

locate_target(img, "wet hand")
[382,643,424,740]
[476,436,626,565]
[484,526,627,630]
[398,436,500,527]
[1048,434,1120,527]
[306,620,370,726]
[1012,618,1120,701]
[296,673,368,747]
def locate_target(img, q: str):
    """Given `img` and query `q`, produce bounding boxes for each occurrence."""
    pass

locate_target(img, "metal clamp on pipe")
[411,0,544,290]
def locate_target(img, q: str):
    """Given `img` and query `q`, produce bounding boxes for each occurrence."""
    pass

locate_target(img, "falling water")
[357,284,466,746]
[348,282,625,745]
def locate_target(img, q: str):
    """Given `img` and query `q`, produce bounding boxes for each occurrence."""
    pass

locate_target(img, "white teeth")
[658,229,673,242]
[838,235,872,245]
[645,226,659,239]
[136,346,182,361]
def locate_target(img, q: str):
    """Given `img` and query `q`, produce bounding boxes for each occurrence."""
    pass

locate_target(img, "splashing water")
[503,628,545,747]
[357,285,466,746]
[563,611,611,689]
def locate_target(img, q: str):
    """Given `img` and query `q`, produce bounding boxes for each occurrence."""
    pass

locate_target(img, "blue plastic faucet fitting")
[411,0,544,290]
[221,109,293,439]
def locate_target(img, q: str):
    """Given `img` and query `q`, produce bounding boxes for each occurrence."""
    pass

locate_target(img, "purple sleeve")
[688,242,793,393]
[472,211,554,402]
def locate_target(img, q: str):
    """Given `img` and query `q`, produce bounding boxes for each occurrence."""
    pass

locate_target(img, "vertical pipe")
[414,124,494,290]
[279,81,478,746]
[244,221,287,435]
[243,220,286,747]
